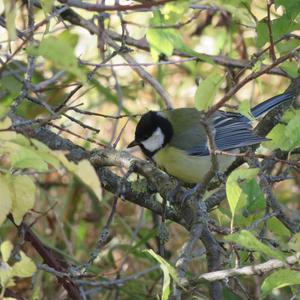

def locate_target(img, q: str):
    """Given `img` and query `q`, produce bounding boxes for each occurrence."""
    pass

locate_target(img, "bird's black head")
[128,111,173,157]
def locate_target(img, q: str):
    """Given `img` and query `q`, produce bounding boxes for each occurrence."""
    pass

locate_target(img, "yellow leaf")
[0,117,12,129]
[56,151,77,172]
[76,160,102,201]
[0,0,4,14]
[0,131,17,141]
[4,0,16,41]
[12,251,36,277]
[30,139,60,168]
[9,175,36,225]
[0,241,13,262]
[0,261,13,288]
[10,145,48,171]
[0,176,12,226]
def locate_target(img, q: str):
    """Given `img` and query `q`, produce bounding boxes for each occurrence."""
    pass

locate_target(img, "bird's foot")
[180,183,203,208]
[166,181,183,205]
[215,171,226,184]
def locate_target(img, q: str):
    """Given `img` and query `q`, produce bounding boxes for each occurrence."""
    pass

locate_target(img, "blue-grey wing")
[188,111,266,156]
[214,111,267,150]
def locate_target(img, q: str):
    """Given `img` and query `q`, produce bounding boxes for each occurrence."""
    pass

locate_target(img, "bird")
[127,92,295,184]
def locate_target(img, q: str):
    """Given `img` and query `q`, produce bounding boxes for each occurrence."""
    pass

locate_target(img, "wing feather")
[188,111,266,156]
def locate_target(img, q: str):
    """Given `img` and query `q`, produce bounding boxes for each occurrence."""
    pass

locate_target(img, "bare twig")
[195,252,300,282]
[266,0,276,62]
[206,46,300,116]
[58,0,175,12]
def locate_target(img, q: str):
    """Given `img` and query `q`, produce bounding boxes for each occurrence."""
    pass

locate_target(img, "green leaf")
[284,112,300,149]
[146,11,174,61]
[8,175,36,225]
[58,155,102,201]
[161,264,171,300]
[275,0,300,19]
[226,168,259,222]
[162,0,189,24]
[0,176,12,226]
[214,0,254,24]
[267,217,291,240]
[264,124,291,151]
[76,160,102,201]
[256,21,268,48]
[225,230,286,261]
[40,0,54,14]
[288,233,300,252]
[144,249,182,287]
[4,0,16,40]
[30,139,60,169]
[9,143,49,171]
[0,75,22,97]
[195,71,223,111]
[12,251,36,278]
[261,269,300,298]
[27,31,85,81]
[276,39,300,55]
[281,61,299,78]
[0,241,13,263]
[0,261,13,288]
[256,14,300,48]
[239,100,255,121]
[241,179,265,215]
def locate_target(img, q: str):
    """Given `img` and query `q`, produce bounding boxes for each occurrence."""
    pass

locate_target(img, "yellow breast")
[153,146,235,184]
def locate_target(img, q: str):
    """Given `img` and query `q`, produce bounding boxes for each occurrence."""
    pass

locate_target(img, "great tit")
[128,92,294,184]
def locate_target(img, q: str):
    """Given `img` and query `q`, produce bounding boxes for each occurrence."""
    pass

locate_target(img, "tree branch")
[195,252,300,282]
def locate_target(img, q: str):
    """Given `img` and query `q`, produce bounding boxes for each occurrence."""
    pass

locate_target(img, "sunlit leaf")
[0,117,12,130]
[4,0,16,40]
[9,143,48,171]
[284,112,300,149]
[264,124,291,151]
[225,230,286,261]
[239,100,255,121]
[27,31,85,81]
[0,261,13,288]
[146,11,175,62]
[145,249,182,287]
[162,0,189,23]
[0,241,13,262]
[288,233,300,252]
[195,71,223,111]
[281,61,299,78]
[40,0,54,14]
[241,179,265,215]
[226,168,259,222]
[0,176,12,226]
[30,139,60,169]
[161,264,171,300]
[9,175,36,225]
[76,160,102,201]
[261,269,300,298]
[275,0,300,19]
[12,251,36,277]
[267,217,291,240]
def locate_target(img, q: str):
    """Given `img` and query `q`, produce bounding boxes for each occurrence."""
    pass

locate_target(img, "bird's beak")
[127,140,139,148]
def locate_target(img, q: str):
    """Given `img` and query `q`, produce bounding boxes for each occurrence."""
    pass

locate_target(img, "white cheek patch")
[141,127,165,152]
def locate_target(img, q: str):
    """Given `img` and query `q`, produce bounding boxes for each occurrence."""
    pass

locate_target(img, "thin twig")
[206,46,300,116]
[266,0,276,62]
[58,0,175,12]
[194,252,300,282]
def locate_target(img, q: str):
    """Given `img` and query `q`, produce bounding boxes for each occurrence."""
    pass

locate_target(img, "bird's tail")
[251,91,295,118]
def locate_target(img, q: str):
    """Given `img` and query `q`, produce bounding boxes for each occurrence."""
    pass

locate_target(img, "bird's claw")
[215,171,226,183]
